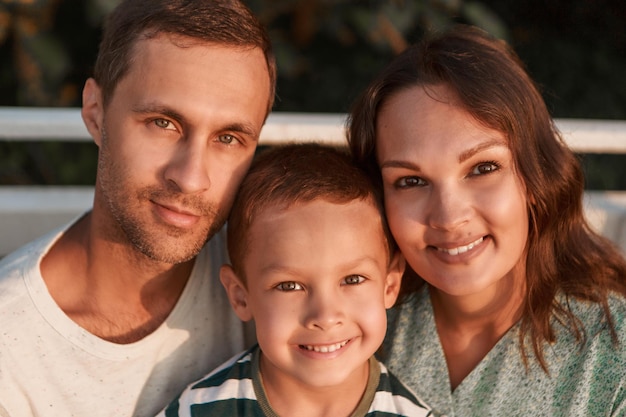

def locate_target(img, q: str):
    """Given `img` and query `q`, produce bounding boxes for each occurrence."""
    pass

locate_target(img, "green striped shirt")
[159,345,432,417]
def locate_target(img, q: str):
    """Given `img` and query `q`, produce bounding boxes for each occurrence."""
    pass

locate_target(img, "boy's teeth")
[303,340,348,353]
[438,237,484,256]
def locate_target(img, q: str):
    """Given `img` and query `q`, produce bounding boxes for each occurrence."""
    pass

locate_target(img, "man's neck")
[40,212,195,343]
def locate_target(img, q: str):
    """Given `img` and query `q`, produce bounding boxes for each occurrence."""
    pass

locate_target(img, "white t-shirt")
[0,218,250,417]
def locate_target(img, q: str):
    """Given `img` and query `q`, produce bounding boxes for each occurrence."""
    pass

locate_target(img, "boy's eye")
[275,281,303,291]
[342,275,366,285]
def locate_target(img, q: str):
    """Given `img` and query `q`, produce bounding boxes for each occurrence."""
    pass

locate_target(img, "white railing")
[2,107,626,152]
[1,107,626,256]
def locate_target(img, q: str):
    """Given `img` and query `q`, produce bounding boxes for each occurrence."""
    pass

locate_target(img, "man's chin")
[135,241,205,264]
[127,228,209,264]
[121,213,225,264]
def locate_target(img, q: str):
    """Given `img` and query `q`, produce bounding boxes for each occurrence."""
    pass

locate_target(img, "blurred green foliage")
[0,0,624,188]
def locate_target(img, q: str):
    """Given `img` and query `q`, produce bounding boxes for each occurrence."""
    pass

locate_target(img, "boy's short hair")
[227,143,396,280]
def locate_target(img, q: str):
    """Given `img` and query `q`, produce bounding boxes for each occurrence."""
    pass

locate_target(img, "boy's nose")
[303,290,344,331]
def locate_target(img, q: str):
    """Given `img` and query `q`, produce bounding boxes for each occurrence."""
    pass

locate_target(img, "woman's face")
[376,84,529,298]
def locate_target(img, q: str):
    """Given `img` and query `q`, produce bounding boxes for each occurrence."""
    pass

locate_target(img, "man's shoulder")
[0,227,66,312]
[0,224,65,269]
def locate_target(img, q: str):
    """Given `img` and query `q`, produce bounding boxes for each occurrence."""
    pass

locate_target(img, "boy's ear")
[384,251,405,309]
[220,264,253,322]
[81,78,105,147]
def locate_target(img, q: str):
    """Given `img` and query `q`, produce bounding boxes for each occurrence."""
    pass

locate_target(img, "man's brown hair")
[93,0,276,115]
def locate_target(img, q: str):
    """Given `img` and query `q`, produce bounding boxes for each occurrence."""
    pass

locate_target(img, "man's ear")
[384,251,405,309]
[220,265,253,322]
[81,78,105,147]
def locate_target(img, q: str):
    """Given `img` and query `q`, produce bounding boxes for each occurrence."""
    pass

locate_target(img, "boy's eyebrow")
[258,256,385,277]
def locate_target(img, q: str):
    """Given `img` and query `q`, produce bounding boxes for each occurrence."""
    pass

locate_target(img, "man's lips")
[156,202,199,216]
[153,201,202,228]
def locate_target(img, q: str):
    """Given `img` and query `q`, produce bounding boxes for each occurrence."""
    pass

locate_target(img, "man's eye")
[154,119,174,129]
[275,281,303,291]
[342,275,366,285]
[218,134,237,144]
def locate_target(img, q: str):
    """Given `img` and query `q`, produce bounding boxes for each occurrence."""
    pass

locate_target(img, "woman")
[348,25,626,416]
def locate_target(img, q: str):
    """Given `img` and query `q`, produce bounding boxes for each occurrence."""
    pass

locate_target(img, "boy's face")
[221,199,403,391]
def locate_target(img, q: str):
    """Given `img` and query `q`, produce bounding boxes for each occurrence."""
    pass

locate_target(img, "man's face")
[89,34,270,263]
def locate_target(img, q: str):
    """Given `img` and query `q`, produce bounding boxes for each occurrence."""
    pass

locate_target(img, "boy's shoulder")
[158,346,263,417]
[191,345,257,390]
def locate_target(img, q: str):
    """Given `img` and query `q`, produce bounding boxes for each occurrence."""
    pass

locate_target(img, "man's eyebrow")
[458,139,508,163]
[132,104,186,124]
[131,104,259,140]
[222,123,259,140]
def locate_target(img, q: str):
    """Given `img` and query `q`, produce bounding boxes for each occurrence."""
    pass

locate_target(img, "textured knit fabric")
[381,286,626,417]
[159,344,433,417]
[0,217,251,417]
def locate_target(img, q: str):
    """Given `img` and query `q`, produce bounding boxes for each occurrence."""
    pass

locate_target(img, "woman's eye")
[471,161,500,176]
[394,176,425,189]
[275,281,303,291]
[342,275,366,285]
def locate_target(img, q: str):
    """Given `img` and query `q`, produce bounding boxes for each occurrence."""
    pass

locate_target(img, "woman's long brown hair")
[347,25,626,371]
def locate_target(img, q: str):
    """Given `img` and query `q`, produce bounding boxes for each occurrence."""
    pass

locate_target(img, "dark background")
[1,0,624,188]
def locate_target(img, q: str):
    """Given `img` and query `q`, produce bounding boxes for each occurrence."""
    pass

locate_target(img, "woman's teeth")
[437,236,484,256]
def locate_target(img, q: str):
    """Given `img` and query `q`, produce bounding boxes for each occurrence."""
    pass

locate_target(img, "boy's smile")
[300,339,350,354]
[221,198,402,394]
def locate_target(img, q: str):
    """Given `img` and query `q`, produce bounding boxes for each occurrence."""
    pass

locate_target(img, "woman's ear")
[220,265,253,322]
[384,251,405,309]
[81,78,105,147]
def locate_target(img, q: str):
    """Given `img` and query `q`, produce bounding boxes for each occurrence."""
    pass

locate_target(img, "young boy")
[158,144,432,417]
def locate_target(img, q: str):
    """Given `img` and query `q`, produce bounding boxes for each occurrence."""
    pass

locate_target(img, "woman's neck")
[430,273,526,390]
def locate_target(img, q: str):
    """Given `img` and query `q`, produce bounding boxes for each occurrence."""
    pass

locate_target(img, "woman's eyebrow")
[380,160,420,171]
[458,139,508,163]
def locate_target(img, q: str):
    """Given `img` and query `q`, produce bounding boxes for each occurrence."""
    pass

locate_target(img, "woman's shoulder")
[562,292,626,347]
[606,292,626,340]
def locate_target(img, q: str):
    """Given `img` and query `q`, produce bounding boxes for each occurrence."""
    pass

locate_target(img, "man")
[0,1,275,416]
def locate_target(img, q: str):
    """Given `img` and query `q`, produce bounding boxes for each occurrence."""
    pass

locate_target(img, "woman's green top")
[381,286,626,417]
